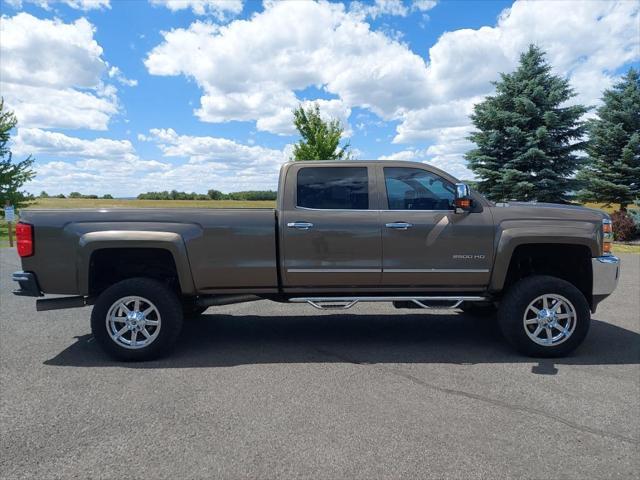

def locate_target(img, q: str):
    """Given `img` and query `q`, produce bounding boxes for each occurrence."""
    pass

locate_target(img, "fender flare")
[77,230,196,296]
[489,225,599,292]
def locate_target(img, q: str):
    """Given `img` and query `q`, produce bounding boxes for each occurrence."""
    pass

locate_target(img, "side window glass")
[297,167,369,209]
[384,167,454,210]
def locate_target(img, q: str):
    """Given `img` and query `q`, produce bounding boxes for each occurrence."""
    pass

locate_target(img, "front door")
[379,166,494,288]
[281,165,381,287]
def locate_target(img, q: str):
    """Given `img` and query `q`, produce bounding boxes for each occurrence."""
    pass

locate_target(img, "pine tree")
[466,45,588,203]
[577,68,640,210]
[0,98,35,211]
[292,103,351,161]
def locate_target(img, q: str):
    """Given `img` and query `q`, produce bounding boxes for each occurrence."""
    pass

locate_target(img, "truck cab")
[278,161,494,292]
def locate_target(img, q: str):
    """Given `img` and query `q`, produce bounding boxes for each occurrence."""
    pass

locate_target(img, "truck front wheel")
[91,278,184,361]
[498,275,590,357]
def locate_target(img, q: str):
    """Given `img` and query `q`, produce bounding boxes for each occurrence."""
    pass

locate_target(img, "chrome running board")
[289,296,487,311]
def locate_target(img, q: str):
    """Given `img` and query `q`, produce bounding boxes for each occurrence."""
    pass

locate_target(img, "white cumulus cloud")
[13,128,137,160]
[0,13,123,130]
[149,0,243,20]
[4,0,110,10]
[145,1,430,135]
[136,128,290,192]
[18,127,290,196]
[15,129,171,196]
[108,66,138,87]
[412,0,437,12]
[351,0,409,19]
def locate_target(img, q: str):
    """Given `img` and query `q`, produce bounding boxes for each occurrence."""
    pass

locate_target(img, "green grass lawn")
[611,243,640,254]
[0,222,9,248]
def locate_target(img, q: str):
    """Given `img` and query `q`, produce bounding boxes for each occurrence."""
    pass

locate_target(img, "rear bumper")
[12,271,43,297]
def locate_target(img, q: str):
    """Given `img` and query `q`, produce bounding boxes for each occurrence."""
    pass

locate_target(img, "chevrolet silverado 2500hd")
[12,161,620,360]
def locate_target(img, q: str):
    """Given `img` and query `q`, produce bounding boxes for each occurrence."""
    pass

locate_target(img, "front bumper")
[592,255,620,296]
[12,271,43,297]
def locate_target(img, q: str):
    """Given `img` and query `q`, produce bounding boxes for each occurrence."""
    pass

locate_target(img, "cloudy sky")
[1,0,638,197]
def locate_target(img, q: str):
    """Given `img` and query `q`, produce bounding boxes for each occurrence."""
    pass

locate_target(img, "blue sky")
[1,0,638,196]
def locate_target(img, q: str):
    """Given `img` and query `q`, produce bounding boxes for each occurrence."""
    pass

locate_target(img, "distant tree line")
[137,189,277,201]
[35,190,276,201]
[38,191,113,199]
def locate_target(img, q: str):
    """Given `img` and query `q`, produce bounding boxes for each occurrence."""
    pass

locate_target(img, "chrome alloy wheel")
[105,296,161,349]
[523,294,577,347]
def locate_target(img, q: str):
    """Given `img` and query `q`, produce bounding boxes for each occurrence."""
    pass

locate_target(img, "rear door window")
[297,167,369,210]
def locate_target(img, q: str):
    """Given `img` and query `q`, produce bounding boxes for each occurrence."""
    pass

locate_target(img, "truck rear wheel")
[498,275,590,357]
[91,278,183,361]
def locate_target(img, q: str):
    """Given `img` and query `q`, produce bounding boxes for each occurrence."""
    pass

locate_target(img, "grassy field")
[611,243,640,253]
[583,202,618,214]
[1,198,638,253]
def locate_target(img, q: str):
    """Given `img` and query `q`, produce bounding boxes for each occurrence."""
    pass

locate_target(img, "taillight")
[16,222,34,257]
[602,218,613,255]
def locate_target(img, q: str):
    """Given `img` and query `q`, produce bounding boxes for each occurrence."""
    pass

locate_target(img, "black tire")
[91,277,183,361]
[498,275,590,357]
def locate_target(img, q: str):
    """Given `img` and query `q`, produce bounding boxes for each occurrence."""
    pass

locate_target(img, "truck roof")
[280,159,461,184]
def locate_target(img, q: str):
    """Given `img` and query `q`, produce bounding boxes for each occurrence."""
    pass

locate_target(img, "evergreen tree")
[0,98,35,210]
[292,103,351,161]
[577,68,640,210]
[466,45,588,202]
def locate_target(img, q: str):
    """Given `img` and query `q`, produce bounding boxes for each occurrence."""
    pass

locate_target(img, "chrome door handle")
[385,222,413,230]
[287,221,314,230]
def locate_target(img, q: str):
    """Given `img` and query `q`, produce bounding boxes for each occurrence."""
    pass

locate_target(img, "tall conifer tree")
[578,68,640,210]
[466,45,587,202]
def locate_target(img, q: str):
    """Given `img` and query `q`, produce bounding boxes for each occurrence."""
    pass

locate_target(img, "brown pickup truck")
[12,160,620,361]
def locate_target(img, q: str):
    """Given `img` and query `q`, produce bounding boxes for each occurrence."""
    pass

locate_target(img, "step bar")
[289,296,487,311]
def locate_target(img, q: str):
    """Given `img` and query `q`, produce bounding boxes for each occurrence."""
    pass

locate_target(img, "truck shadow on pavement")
[44,312,640,374]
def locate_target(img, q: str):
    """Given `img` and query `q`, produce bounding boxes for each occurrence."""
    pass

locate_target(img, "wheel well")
[89,248,180,295]
[503,244,592,302]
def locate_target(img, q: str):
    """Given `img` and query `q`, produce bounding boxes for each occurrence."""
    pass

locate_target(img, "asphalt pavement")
[1,248,638,479]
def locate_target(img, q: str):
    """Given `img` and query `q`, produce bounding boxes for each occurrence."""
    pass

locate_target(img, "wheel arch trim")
[77,231,196,296]
[489,226,599,292]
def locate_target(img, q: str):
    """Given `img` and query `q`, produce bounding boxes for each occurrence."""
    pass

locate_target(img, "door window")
[384,167,454,210]
[297,167,369,209]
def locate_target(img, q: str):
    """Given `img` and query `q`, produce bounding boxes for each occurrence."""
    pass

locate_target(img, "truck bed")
[19,208,279,295]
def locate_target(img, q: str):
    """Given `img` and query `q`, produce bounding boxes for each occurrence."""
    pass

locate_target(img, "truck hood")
[505,201,605,213]
[491,201,608,222]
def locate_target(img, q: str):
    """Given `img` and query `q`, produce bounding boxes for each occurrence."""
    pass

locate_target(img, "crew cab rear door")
[280,164,382,287]
[377,165,494,289]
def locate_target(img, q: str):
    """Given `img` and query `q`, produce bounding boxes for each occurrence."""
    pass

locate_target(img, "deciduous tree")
[292,103,351,161]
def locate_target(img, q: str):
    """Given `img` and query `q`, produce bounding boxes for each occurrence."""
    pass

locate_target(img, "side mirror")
[454,183,472,213]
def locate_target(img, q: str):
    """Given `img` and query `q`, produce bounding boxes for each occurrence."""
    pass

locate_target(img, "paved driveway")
[1,249,638,479]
